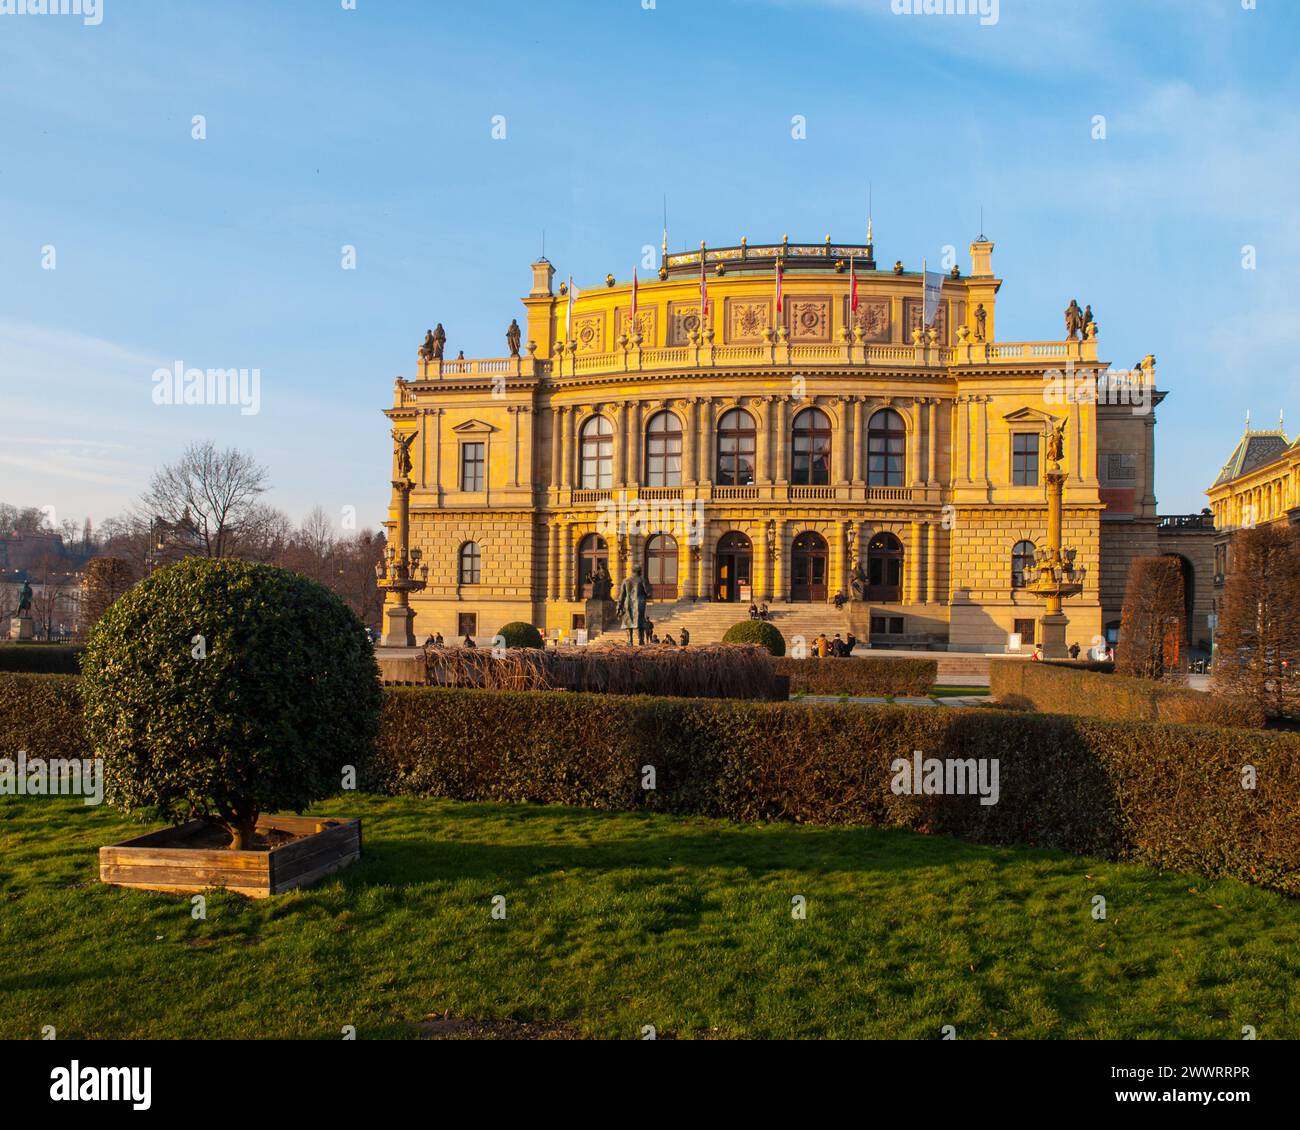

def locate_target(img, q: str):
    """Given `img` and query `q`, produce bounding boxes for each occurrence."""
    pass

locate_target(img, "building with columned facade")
[383,233,1197,652]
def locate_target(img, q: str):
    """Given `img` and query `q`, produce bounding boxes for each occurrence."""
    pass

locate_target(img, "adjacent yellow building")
[384,234,1192,652]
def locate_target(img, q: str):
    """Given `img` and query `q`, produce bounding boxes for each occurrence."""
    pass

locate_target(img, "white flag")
[922,265,944,328]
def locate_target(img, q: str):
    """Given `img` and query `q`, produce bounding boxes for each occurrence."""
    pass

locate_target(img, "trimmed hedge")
[991,660,1266,729]
[775,656,936,697]
[373,687,1299,896]
[0,645,84,675]
[6,674,1296,895]
[721,620,785,656]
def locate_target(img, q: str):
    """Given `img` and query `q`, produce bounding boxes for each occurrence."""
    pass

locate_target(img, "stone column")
[972,396,987,488]
[908,521,922,605]
[519,406,533,494]
[909,398,923,487]
[683,398,698,486]
[561,522,574,601]
[776,397,789,484]
[615,402,629,489]
[926,521,939,603]
[551,406,564,491]
[852,397,866,485]
[629,403,644,486]
[547,522,559,600]
[927,399,938,485]
[837,399,852,486]
[772,519,786,601]
[954,396,970,484]
[840,520,853,596]
[755,397,770,484]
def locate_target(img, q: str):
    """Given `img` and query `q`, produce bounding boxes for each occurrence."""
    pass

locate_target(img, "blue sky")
[1,0,1296,529]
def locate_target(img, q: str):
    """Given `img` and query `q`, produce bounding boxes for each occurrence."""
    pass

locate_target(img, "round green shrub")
[496,621,544,649]
[722,619,785,657]
[81,557,381,849]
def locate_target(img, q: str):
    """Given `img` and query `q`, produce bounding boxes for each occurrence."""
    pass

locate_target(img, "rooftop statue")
[506,318,521,357]
[1064,299,1083,341]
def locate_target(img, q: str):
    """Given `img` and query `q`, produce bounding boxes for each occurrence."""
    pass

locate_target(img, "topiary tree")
[81,557,382,849]
[1213,524,1300,718]
[496,621,544,649]
[1116,556,1185,680]
[722,619,785,657]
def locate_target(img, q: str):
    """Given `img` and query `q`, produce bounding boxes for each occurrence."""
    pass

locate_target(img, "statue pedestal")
[1038,613,1070,660]
[584,598,619,639]
[382,604,416,648]
[8,617,34,642]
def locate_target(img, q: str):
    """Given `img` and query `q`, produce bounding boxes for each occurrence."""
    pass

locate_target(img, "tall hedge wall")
[4,674,1295,896]
[990,660,1266,729]
[0,645,84,675]
[774,656,937,697]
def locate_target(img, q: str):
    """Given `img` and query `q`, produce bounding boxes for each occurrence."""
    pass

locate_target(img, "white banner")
[923,269,944,327]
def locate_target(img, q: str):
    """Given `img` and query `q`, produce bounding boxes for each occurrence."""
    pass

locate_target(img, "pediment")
[451,418,497,435]
[1002,407,1059,426]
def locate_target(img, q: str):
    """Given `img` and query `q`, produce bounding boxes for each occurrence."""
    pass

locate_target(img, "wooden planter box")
[100,815,361,898]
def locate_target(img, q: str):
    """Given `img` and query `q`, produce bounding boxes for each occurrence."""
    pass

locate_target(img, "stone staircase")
[632,600,852,648]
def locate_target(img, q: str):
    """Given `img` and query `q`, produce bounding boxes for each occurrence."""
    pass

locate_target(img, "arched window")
[716,409,756,486]
[867,532,903,601]
[645,533,679,600]
[867,409,906,487]
[577,533,608,599]
[459,541,481,585]
[579,415,613,488]
[792,408,832,485]
[644,411,683,487]
[1011,540,1036,589]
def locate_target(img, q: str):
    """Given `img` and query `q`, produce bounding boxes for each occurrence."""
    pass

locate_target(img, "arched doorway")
[867,532,903,601]
[790,531,828,602]
[714,531,752,603]
[645,533,679,600]
[577,533,608,599]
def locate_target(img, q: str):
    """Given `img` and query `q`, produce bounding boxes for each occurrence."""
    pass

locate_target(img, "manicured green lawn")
[930,685,990,697]
[1,793,1296,1040]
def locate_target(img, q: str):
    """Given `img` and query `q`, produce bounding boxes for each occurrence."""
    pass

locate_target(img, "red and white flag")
[699,254,709,318]
[850,255,858,312]
[775,258,784,314]
[565,274,576,339]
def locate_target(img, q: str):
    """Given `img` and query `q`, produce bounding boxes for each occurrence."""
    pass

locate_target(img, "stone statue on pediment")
[506,319,521,357]
[974,304,987,342]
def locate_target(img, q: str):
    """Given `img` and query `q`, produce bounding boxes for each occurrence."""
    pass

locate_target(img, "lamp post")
[1024,421,1084,659]
[376,437,427,647]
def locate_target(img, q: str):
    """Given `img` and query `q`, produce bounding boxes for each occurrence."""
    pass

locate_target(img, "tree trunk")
[225,811,259,850]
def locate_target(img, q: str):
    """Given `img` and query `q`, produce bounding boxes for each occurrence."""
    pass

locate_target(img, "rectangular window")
[1013,618,1035,645]
[1105,453,1137,483]
[888,616,905,635]
[871,616,905,635]
[457,613,477,639]
[571,614,585,631]
[461,442,485,491]
[1012,433,1039,486]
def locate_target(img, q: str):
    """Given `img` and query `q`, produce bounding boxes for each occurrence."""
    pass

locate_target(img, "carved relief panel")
[572,313,605,354]
[617,306,658,345]
[904,299,948,345]
[785,296,832,343]
[724,297,772,344]
[668,302,704,345]
[842,295,890,342]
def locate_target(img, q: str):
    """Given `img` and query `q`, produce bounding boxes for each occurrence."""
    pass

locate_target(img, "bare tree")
[1116,556,1186,680]
[27,551,78,640]
[140,442,269,558]
[81,556,137,633]
[1213,525,1300,718]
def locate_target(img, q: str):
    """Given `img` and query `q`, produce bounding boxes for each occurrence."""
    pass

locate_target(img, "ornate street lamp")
[1023,420,1084,658]
[376,429,428,647]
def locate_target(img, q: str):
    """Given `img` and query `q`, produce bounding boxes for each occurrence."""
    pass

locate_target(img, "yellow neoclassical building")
[1205,416,1300,609]
[383,234,1179,652]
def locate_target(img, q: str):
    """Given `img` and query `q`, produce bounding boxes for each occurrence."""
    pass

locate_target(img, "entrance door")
[790,531,828,602]
[645,533,679,600]
[867,532,904,602]
[714,531,753,602]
